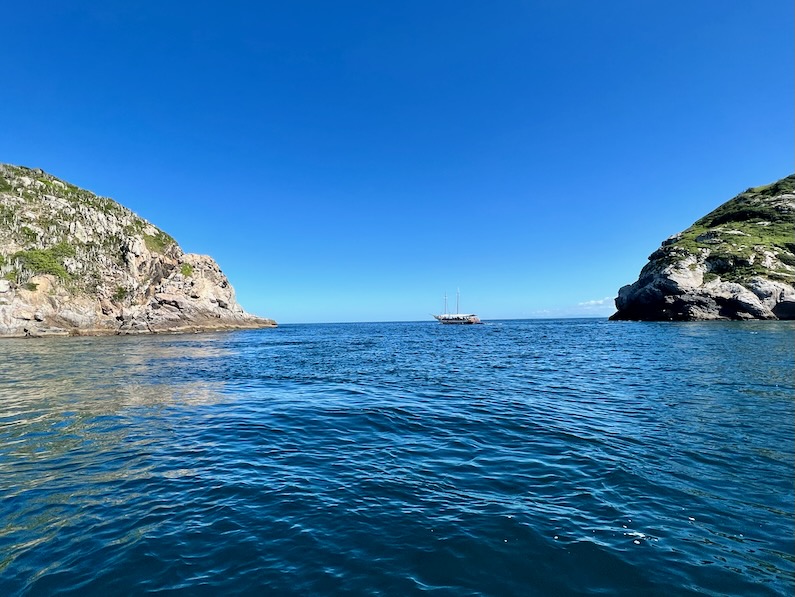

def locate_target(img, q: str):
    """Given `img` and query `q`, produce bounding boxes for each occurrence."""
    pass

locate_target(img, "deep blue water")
[0,319,793,595]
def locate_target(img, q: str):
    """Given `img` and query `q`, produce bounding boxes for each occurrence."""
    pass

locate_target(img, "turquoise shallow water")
[1,319,793,595]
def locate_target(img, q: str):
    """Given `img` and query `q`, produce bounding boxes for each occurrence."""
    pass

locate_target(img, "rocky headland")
[611,174,795,321]
[0,164,275,337]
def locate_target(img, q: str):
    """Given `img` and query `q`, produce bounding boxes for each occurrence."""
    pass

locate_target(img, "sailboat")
[433,290,482,324]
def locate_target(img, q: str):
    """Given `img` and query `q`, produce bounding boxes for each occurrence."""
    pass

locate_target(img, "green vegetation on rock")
[50,242,77,260]
[144,230,175,253]
[0,163,179,294]
[20,226,38,244]
[658,175,795,283]
[13,247,71,280]
[112,286,129,302]
[0,205,14,224]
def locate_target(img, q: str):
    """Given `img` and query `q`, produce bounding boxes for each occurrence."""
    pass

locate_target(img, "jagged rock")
[0,163,276,336]
[611,175,795,321]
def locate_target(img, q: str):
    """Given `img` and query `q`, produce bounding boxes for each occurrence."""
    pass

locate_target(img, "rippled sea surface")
[1,319,793,595]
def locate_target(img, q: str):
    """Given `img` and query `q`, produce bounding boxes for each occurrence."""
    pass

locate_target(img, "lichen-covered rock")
[611,175,795,321]
[0,164,275,336]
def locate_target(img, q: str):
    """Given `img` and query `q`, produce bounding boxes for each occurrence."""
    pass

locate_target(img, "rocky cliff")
[611,175,795,321]
[0,164,275,336]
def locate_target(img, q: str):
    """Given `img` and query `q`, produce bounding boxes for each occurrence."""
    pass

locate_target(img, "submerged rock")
[611,175,795,321]
[0,164,276,336]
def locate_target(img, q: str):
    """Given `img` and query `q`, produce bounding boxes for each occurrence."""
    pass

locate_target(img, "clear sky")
[2,1,792,323]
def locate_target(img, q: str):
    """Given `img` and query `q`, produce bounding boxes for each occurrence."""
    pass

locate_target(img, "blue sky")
[2,1,792,323]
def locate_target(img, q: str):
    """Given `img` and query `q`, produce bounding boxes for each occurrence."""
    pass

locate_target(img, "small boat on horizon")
[433,290,482,325]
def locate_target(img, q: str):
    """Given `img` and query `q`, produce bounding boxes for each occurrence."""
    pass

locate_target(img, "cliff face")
[0,164,275,336]
[611,175,795,321]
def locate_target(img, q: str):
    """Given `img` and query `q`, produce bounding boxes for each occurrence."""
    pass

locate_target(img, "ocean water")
[0,319,793,596]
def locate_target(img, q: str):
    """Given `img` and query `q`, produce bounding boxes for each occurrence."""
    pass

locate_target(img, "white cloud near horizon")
[578,296,614,307]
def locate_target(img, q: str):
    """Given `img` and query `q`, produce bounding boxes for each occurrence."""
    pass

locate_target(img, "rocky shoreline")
[0,164,276,337]
[7,321,275,339]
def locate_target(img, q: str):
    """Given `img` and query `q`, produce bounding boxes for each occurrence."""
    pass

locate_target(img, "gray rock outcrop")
[611,174,795,321]
[0,164,276,336]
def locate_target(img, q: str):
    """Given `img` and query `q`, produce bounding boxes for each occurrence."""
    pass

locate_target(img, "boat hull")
[433,314,482,324]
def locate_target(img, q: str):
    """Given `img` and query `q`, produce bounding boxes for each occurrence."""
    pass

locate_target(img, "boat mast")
[444,292,448,315]
[456,288,460,315]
